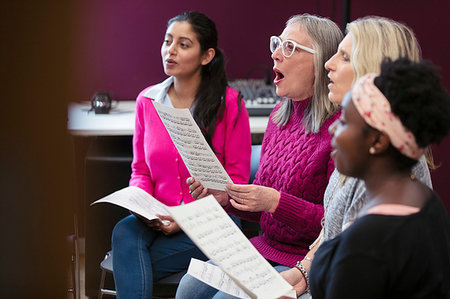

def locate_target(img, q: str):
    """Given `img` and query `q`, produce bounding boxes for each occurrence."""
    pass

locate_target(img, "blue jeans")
[175,260,290,299]
[111,215,208,299]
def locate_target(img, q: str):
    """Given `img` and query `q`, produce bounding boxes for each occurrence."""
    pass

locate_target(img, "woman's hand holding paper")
[226,183,280,213]
[155,215,181,235]
[133,212,180,235]
[187,177,229,206]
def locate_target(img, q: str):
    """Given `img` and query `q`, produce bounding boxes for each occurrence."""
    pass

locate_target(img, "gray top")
[322,155,432,241]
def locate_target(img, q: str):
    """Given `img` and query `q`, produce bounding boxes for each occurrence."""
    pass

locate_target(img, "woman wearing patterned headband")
[280,17,433,298]
[309,58,450,299]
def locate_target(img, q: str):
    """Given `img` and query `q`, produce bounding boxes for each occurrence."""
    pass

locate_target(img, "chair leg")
[98,269,106,299]
[67,233,81,299]
[70,214,81,299]
[73,235,80,299]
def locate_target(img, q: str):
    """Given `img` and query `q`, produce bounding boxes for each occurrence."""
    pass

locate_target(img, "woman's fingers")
[188,177,210,199]
[197,187,208,199]
[189,180,200,192]
[229,199,251,211]
[191,185,206,199]
[226,184,257,200]
[226,183,252,193]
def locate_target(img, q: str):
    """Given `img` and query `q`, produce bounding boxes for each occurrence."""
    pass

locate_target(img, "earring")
[369,147,376,154]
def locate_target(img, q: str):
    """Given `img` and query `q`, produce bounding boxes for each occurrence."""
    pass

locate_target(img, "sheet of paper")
[153,101,232,190]
[187,259,297,299]
[167,195,294,299]
[91,186,170,225]
[188,258,250,298]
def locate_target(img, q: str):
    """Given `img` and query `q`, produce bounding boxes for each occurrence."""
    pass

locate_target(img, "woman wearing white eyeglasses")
[176,14,342,299]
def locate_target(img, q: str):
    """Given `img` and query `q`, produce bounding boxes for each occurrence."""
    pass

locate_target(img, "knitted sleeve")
[269,111,338,240]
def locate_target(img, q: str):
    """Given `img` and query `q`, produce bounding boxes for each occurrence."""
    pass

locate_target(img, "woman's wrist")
[294,259,311,294]
[268,189,281,213]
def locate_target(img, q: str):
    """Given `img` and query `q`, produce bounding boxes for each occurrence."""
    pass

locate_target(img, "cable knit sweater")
[226,99,340,267]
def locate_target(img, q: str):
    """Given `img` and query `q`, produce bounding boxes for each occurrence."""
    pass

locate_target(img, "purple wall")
[73,0,450,211]
[72,0,326,100]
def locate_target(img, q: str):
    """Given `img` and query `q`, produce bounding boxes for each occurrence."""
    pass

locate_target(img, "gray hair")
[272,14,342,133]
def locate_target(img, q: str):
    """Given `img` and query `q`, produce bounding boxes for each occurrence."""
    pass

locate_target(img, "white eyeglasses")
[270,36,315,57]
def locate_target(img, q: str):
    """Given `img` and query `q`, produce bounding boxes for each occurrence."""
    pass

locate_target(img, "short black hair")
[374,58,450,171]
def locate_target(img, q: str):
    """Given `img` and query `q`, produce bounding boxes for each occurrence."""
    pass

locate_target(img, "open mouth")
[328,74,336,86]
[166,58,176,65]
[273,69,285,84]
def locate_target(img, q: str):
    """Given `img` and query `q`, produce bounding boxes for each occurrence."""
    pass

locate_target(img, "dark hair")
[374,58,450,171]
[168,11,241,153]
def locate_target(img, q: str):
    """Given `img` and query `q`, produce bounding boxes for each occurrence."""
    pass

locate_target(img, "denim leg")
[112,214,209,298]
[150,229,207,281]
[112,215,156,299]
[273,264,291,273]
[175,260,221,299]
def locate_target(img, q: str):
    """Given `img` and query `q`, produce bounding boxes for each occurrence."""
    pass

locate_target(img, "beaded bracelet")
[295,261,310,293]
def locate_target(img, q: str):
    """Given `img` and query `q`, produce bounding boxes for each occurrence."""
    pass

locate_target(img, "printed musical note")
[167,196,295,299]
[153,102,232,190]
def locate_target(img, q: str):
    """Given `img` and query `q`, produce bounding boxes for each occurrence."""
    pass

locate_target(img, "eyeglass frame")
[270,35,315,57]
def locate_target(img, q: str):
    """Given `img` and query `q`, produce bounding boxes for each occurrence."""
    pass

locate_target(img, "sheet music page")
[167,195,294,299]
[91,186,170,224]
[187,259,297,299]
[152,101,232,190]
[187,258,250,298]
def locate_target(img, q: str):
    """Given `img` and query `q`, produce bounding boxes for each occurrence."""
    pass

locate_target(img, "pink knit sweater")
[130,80,251,207]
[227,99,340,267]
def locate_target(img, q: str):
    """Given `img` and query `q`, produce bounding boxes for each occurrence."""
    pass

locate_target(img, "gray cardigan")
[322,155,432,241]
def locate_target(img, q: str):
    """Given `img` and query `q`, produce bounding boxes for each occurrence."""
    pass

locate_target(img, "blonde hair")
[347,16,436,169]
[272,14,342,133]
[347,16,421,82]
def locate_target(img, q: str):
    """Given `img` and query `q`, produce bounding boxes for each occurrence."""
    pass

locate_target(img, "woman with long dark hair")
[111,11,251,299]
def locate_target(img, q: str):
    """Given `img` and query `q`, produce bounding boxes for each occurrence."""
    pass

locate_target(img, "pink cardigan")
[130,79,251,207]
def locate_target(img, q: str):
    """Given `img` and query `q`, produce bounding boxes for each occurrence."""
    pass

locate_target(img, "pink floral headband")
[351,73,424,160]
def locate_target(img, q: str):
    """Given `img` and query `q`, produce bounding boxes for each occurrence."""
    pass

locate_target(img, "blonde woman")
[281,16,433,298]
